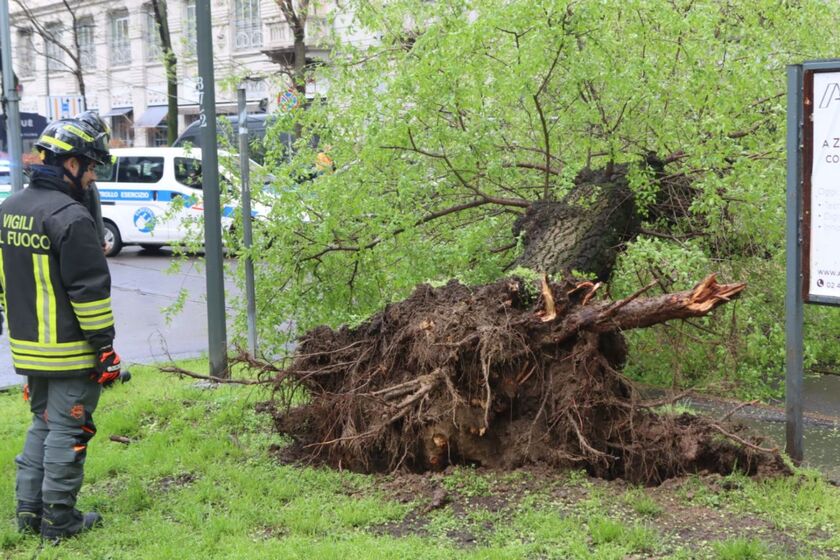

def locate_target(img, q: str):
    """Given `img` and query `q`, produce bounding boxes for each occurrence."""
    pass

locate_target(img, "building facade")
[9,0,363,147]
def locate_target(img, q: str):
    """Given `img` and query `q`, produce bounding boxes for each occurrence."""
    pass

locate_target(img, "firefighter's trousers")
[15,376,101,507]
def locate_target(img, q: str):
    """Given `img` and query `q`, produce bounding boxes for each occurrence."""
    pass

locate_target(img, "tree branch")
[532,94,552,199]
[301,197,501,262]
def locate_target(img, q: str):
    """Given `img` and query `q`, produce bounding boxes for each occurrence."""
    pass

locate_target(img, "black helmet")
[34,117,110,165]
[74,110,111,138]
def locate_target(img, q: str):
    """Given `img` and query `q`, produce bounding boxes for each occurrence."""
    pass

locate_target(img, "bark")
[150,0,178,145]
[513,164,641,281]
[276,0,310,138]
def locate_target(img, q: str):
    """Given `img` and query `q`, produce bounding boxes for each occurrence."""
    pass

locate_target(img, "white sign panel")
[809,71,840,300]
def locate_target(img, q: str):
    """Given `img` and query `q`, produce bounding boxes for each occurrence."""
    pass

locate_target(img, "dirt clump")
[267,276,789,485]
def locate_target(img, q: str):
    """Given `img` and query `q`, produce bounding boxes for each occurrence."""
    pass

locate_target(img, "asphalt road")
[0,247,237,389]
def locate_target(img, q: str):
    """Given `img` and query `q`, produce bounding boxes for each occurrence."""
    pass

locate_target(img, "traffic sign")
[277,89,300,113]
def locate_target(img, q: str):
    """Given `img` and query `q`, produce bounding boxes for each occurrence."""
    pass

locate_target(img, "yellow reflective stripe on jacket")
[0,249,6,314]
[38,135,73,152]
[71,297,114,331]
[9,337,94,356]
[71,297,111,310]
[72,297,111,315]
[32,254,57,344]
[10,337,96,371]
[77,315,115,330]
[11,353,96,371]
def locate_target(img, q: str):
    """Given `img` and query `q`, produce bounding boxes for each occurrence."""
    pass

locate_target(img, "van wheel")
[104,221,123,257]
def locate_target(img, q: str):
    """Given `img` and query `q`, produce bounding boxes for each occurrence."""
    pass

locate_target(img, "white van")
[95,147,264,257]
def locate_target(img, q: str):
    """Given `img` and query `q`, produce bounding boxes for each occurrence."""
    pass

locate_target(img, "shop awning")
[100,107,133,118]
[135,105,168,128]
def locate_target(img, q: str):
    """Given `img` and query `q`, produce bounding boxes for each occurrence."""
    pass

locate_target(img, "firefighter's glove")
[93,345,121,386]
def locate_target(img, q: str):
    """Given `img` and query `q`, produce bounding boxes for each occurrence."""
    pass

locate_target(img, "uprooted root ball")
[266,277,789,485]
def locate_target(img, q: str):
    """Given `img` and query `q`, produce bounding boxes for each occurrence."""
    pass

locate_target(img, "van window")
[116,157,164,183]
[175,157,202,188]
[94,160,116,182]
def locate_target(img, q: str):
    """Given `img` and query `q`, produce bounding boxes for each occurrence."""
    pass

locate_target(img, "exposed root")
[261,275,789,484]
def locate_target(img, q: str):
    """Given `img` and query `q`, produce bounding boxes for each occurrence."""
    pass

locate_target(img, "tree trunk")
[75,68,86,106]
[513,164,641,281]
[151,0,178,145]
[276,0,310,140]
[291,17,306,140]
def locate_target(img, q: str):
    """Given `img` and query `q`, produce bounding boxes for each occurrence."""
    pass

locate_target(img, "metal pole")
[0,0,25,192]
[785,64,804,463]
[237,85,257,356]
[196,0,228,377]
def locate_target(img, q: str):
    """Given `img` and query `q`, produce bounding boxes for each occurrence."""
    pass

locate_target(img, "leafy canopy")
[234,0,840,395]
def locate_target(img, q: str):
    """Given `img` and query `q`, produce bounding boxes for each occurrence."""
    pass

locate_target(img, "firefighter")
[73,111,110,253]
[0,116,122,541]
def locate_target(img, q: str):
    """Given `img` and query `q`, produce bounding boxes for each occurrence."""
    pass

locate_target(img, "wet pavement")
[658,376,840,483]
[0,246,237,389]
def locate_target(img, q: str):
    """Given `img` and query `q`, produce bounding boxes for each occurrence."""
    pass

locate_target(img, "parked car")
[95,147,267,257]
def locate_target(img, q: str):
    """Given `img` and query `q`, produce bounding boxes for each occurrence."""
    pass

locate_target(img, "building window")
[234,0,262,51]
[145,8,163,62]
[111,114,134,147]
[148,127,168,147]
[109,11,131,67]
[184,0,196,57]
[17,30,34,78]
[45,22,64,73]
[76,18,96,69]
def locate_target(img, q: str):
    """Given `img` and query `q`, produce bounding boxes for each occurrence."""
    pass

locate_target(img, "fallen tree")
[266,274,789,485]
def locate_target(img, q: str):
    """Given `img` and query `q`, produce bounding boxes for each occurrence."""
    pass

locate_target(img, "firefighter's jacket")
[0,166,115,377]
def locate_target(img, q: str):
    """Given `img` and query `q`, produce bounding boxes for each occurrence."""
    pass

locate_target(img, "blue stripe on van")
[98,190,255,217]
[155,191,188,202]
[98,189,198,204]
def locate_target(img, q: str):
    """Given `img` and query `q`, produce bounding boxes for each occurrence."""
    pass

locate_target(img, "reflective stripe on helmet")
[62,124,94,142]
[39,135,73,151]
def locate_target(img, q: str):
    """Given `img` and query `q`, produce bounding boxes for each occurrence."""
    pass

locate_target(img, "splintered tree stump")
[269,274,789,485]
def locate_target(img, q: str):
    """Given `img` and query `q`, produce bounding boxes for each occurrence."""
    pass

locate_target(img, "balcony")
[262,17,329,66]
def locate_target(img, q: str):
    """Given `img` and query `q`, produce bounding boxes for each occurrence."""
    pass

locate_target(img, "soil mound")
[267,276,789,485]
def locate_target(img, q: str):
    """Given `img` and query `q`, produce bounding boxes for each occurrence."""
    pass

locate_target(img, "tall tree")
[150,0,178,144]
[13,0,88,104]
[275,0,310,136]
[246,0,840,394]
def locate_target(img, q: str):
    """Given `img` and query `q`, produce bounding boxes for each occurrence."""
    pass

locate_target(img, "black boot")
[16,501,41,534]
[40,504,102,542]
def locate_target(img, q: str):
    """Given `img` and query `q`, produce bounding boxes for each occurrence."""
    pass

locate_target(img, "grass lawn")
[1,360,839,559]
